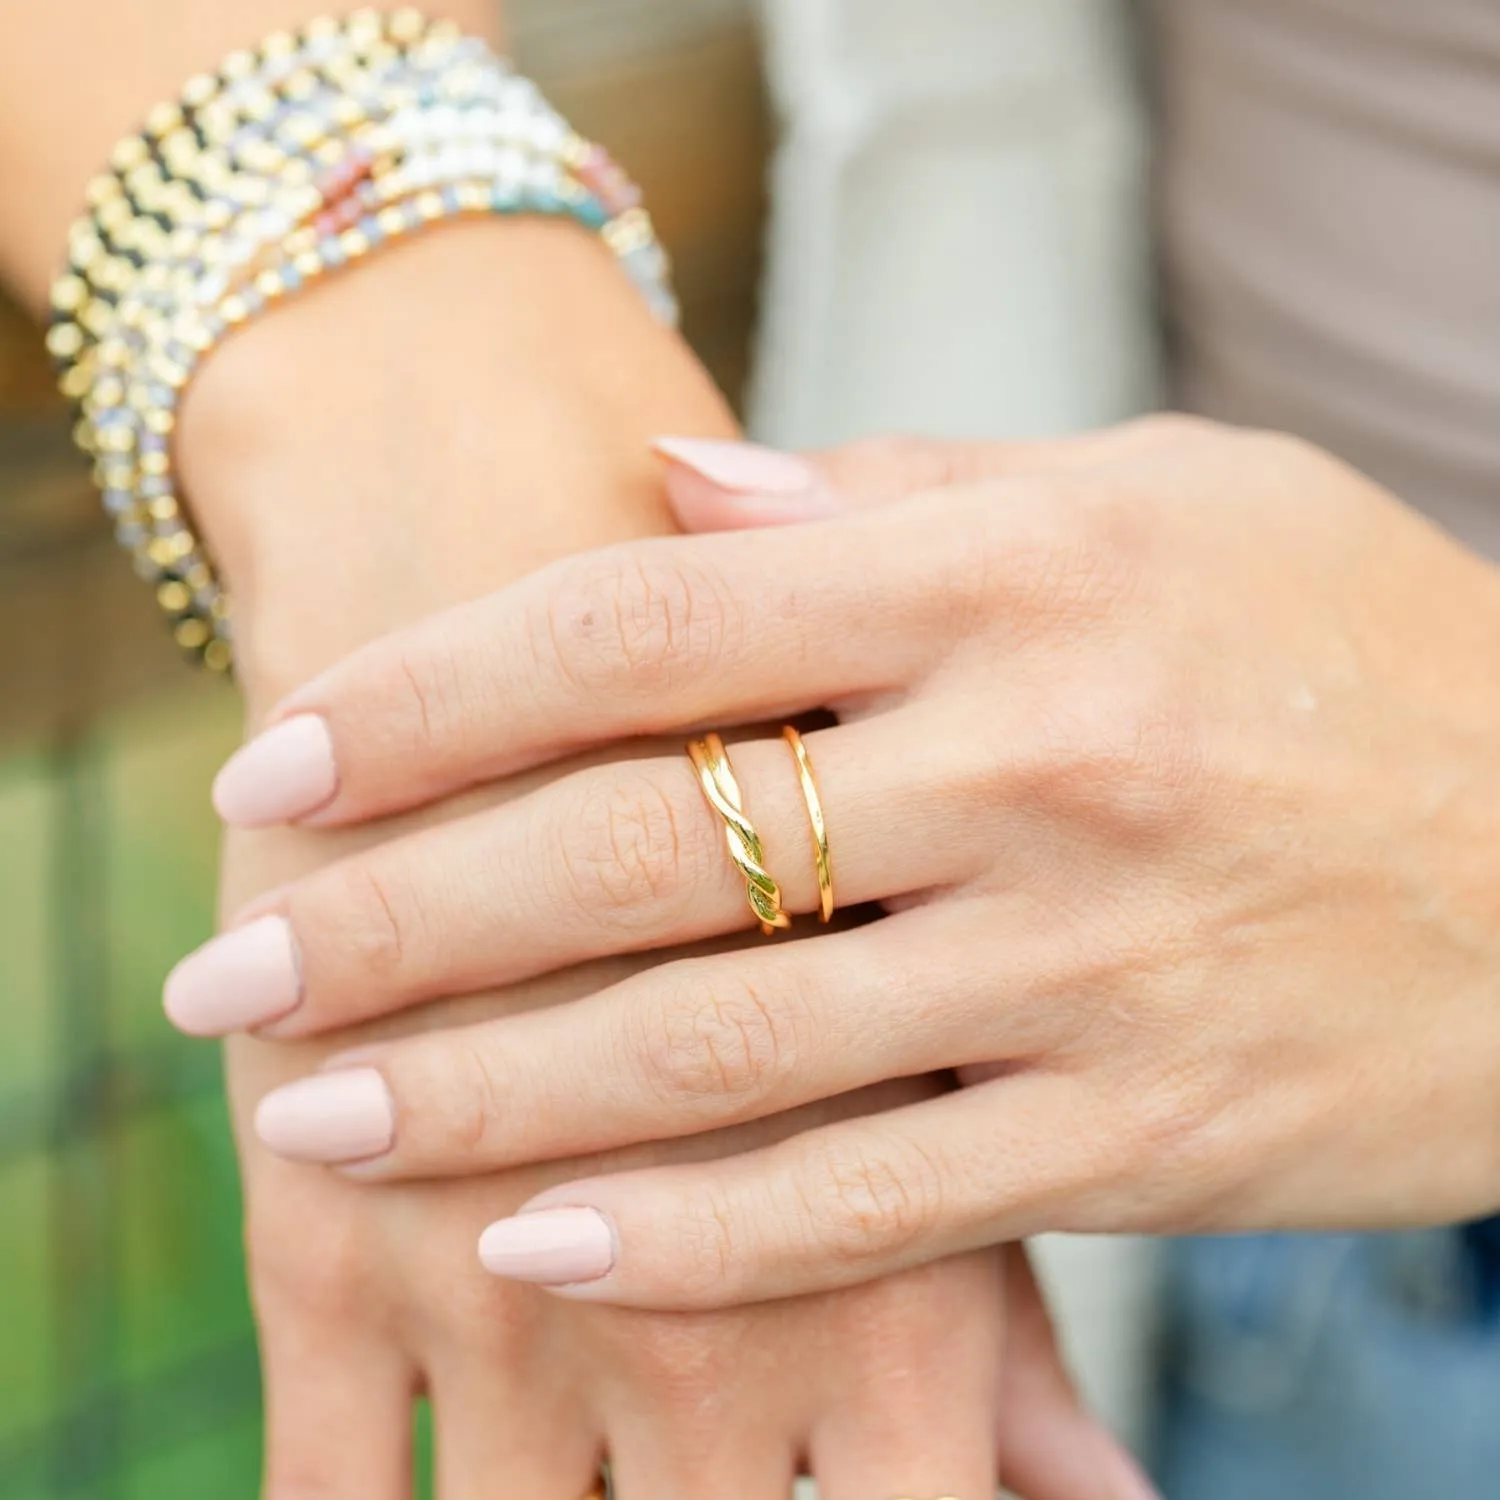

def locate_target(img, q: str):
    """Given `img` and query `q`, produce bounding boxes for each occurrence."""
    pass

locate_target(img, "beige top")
[1154,0,1500,554]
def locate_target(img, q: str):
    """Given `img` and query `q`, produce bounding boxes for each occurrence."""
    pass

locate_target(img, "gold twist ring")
[687,732,790,934]
[783,725,834,922]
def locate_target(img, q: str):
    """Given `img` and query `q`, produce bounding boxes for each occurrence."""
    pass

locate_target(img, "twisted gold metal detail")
[782,725,834,922]
[687,732,790,935]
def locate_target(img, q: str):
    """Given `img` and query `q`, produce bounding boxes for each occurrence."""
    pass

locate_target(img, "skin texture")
[218,418,1500,1313]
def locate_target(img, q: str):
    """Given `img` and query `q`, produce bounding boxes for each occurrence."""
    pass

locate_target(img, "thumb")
[995,1243,1161,1500]
[652,429,1155,533]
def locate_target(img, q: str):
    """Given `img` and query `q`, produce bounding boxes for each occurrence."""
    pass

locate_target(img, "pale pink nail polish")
[652,436,822,497]
[212,714,338,827]
[162,914,301,1036]
[477,1208,616,1285]
[254,1068,396,1164]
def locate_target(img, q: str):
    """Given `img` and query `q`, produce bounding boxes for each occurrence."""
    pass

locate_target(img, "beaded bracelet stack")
[47,9,677,671]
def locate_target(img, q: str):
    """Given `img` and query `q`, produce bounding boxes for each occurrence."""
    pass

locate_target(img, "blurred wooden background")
[0,0,768,752]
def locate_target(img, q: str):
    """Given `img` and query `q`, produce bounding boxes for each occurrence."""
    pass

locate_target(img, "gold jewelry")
[782,725,834,922]
[686,733,790,935]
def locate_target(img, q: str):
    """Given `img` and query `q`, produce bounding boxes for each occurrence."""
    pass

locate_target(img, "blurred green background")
[0,694,262,1496]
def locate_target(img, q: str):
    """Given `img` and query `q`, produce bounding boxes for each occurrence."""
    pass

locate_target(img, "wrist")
[174,219,735,711]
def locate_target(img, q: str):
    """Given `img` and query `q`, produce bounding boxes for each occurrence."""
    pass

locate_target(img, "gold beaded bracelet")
[48,8,676,671]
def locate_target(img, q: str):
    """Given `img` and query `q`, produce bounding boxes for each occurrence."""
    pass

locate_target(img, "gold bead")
[219,294,248,324]
[93,374,125,408]
[283,68,318,102]
[203,639,233,673]
[375,205,407,236]
[109,135,149,173]
[221,48,257,80]
[51,274,88,312]
[140,449,171,477]
[197,100,237,141]
[389,7,428,44]
[144,100,184,138]
[147,536,180,569]
[157,580,191,613]
[338,227,370,258]
[261,29,296,58]
[293,248,323,278]
[46,321,85,359]
[182,562,212,590]
[181,73,220,108]
[415,190,445,221]
[79,301,114,339]
[305,15,340,41]
[147,493,179,519]
[84,173,122,208]
[60,365,93,400]
[175,617,212,651]
[255,268,286,298]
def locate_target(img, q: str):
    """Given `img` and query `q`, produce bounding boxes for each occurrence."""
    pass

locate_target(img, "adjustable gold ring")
[686,732,790,934]
[782,725,835,922]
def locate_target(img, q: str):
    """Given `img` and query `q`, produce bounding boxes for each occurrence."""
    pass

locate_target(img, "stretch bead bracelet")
[48,9,677,671]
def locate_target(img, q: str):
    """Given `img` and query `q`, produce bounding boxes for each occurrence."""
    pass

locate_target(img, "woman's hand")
[169,225,1153,1499]
[210,416,1500,1309]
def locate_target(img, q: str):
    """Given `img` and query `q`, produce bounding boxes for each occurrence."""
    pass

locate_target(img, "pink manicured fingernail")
[213,714,338,827]
[254,1068,396,1164]
[162,914,301,1036]
[652,436,821,497]
[477,1208,616,1285]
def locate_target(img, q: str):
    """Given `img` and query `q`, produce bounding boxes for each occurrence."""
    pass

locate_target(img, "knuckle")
[559,768,698,928]
[791,1131,944,1267]
[386,624,468,757]
[1124,410,1217,445]
[616,1311,742,1403]
[395,1034,505,1163]
[632,970,797,1113]
[541,547,738,694]
[304,856,418,990]
[247,1201,373,1327]
[1018,665,1213,849]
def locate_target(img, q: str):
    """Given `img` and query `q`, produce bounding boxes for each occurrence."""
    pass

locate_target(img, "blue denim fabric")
[1154,1230,1500,1500]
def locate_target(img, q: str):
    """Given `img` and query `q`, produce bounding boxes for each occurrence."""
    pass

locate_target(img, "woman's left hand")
[188,415,1500,1309]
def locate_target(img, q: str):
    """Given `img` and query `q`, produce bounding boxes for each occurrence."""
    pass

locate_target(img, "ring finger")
[164,709,989,1041]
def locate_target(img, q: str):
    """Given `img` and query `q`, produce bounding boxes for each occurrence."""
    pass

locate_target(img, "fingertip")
[653,434,840,530]
[213,713,338,827]
[477,1206,618,1288]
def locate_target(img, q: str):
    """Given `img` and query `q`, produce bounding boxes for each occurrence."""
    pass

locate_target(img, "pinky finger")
[475,1072,1104,1310]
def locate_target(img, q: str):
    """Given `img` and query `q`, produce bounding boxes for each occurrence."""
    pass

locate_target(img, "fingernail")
[652,436,821,497]
[213,714,338,827]
[162,914,301,1036]
[477,1208,616,1285]
[254,1068,396,1164]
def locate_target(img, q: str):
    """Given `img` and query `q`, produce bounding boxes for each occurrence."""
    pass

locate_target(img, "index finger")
[211,500,966,828]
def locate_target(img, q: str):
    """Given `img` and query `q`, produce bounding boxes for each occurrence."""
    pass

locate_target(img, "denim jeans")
[1154,1230,1500,1500]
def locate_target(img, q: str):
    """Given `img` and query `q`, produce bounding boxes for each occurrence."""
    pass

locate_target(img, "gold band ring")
[783,725,835,922]
[687,732,791,934]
